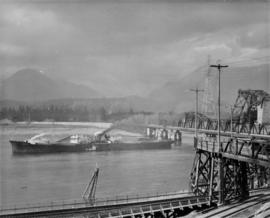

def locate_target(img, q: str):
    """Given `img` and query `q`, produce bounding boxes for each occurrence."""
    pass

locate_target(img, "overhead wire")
[217,55,270,66]
[186,54,269,90]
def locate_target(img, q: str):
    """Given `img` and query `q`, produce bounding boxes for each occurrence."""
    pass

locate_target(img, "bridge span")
[1,191,211,218]
[1,188,269,218]
[146,123,270,201]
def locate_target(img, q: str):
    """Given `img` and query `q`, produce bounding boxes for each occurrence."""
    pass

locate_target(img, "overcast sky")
[0,0,269,97]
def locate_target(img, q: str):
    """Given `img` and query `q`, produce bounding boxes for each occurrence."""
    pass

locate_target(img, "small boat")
[10,130,174,154]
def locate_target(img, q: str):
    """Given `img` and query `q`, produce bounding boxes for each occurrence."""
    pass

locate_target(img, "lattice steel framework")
[178,113,270,136]
[179,89,270,135]
[190,138,270,203]
[202,64,218,118]
[232,89,270,126]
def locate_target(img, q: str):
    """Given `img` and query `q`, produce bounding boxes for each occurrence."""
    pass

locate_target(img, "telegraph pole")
[230,105,233,138]
[210,63,228,204]
[190,88,204,139]
[210,63,228,152]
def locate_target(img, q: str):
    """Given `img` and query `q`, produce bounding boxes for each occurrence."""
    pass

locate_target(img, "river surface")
[0,124,195,207]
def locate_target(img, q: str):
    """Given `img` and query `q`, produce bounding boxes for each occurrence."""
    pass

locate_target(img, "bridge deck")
[1,189,268,218]
[0,191,211,217]
[147,124,270,140]
[196,138,270,167]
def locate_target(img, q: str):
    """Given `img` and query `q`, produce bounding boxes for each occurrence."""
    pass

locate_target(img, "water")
[0,125,195,207]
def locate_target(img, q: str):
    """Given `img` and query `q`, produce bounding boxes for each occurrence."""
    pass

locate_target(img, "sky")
[0,0,269,97]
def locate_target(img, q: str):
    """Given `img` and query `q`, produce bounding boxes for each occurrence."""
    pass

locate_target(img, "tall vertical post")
[190,88,204,139]
[209,155,214,202]
[230,106,233,138]
[196,89,198,138]
[210,63,228,204]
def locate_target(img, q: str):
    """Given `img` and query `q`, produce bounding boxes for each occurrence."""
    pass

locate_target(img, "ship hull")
[10,140,94,154]
[10,140,173,154]
[92,140,173,151]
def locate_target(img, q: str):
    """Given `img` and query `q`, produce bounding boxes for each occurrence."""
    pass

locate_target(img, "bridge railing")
[0,190,192,215]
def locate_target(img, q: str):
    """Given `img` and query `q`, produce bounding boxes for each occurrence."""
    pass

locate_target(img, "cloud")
[0,43,26,57]
[0,1,269,96]
[237,23,270,49]
[0,4,74,58]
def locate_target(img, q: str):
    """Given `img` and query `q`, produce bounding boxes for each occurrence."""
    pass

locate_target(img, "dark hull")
[92,140,173,151]
[10,140,94,154]
[10,140,173,154]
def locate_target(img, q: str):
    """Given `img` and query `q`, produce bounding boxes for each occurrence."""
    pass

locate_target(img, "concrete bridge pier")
[174,130,182,143]
[146,127,182,143]
[161,129,169,139]
[146,127,157,138]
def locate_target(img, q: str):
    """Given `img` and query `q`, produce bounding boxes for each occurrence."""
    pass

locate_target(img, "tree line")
[0,105,152,122]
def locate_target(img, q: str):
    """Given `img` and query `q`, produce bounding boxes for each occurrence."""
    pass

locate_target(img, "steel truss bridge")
[145,90,270,207]
[180,89,270,135]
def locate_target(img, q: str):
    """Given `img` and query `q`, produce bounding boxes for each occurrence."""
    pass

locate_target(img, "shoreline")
[1,121,113,129]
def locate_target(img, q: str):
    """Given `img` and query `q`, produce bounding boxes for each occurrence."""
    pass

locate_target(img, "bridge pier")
[146,127,182,144]
[174,130,182,143]
[161,129,168,140]
[190,148,218,200]
[191,136,270,205]
[239,162,249,199]
[146,127,157,138]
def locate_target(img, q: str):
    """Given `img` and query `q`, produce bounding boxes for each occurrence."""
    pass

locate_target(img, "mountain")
[149,63,270,113]
[0,68,161,112]
[2,64,269,114]
[0,69,102,101]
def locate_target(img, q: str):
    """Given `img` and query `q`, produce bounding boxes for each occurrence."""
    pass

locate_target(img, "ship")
[10,131,173,154]
[10,133,96,154]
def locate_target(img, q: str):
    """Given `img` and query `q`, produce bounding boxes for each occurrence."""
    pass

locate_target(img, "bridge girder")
[178,112,270,136]
[179,89,270,134]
